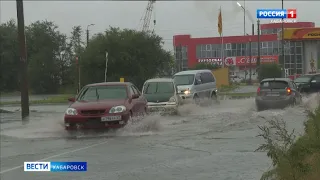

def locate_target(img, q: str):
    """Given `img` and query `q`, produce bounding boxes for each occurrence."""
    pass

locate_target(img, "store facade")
[173,22,319,79]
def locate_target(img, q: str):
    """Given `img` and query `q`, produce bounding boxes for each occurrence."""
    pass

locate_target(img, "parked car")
[173,69,218,104]
[142,78,182,113]
[64,82,147,130]
[255,78,302,111]
[294,73,320,93]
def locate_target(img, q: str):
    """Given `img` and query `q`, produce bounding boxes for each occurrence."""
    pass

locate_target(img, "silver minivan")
[173,69,218,103]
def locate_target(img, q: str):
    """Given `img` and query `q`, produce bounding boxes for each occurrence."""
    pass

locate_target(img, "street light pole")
[86,24,95,47]
[243,0,246,36]
[16,0,29,118]
[281,0,285,77]
[237,1,246,36]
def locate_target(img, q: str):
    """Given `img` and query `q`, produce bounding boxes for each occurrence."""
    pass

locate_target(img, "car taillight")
[257,87,261,95]
[286,87,292,95]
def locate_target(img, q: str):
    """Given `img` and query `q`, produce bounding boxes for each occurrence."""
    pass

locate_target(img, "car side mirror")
[311,80,316,83]
[132,94,139,99]
[68,97,75,102]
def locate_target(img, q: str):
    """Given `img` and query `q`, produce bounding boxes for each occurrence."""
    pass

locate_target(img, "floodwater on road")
[0,95,317,180]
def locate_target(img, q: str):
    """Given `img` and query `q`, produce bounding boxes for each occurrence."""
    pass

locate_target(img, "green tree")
[80,27,173,89]
[191,63,221,70]
[258,64,282,81]
[59,26,85,93]
[26,20,67,94]
[0,20,19,92]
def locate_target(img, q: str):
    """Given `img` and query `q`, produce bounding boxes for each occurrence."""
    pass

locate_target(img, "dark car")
[294,73,320,93]
[142,78,182,113]
[64,82,147,130]
[255,78,302,111]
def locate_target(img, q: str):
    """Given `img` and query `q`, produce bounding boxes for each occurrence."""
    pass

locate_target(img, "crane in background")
[139,0,156,33]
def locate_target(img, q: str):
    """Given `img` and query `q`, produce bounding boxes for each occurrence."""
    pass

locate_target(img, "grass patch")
[257,97,320,180]
[0,94,72,106]
[1,91,22,97]
[218,84,240,92]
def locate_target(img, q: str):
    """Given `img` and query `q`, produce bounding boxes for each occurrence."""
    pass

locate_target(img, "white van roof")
[174,69,212,76]
[145,78,174,83]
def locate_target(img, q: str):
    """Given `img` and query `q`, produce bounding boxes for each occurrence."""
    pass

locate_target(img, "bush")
[258,64,282,82]
[257,96,320,180]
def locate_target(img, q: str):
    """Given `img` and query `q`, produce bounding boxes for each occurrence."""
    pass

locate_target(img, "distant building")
[173,22,320,78]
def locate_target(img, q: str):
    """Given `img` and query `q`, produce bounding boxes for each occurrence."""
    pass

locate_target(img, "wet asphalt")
[0,96,313,180]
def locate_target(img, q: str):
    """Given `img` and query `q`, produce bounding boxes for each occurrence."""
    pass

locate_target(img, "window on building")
[237,43,241,50]
[182,46,187,59]
[237,49,242,56]
[225,43,231,50]
[296,41,302,47]
[290,55,295,63]
[296,55,302,63]
[231,43,236,50]
[268,47,273,55]
[296,46,302,54]
[196,45,201,58]
[216,49,221,57]
[262,48,267,55]
[252,42,257,49]
[261,42,268,48]
[285,63,290,69]
[252,49,258,56]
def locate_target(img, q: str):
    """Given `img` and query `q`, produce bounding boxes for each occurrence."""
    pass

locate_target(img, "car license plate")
[101,116,121,122]
[267,93,279,96]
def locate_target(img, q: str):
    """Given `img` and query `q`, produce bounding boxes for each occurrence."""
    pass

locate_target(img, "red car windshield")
[78,85,128,101]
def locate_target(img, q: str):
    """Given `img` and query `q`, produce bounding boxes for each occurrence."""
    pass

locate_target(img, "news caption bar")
[24,162,87,172]
[256,9,297,19]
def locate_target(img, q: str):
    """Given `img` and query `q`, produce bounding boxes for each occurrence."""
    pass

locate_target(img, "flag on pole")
[218,8,222,36]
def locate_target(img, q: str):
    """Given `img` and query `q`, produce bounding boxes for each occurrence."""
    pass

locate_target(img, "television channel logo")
[256,9,297,19]
[24,162,87,172]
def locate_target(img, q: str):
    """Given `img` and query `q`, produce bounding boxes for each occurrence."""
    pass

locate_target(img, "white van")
[173,69,218,103]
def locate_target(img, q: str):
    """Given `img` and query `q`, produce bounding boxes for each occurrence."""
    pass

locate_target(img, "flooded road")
[0,96,313,180]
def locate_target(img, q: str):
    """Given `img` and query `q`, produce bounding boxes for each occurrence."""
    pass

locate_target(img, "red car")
[64,82,147,130]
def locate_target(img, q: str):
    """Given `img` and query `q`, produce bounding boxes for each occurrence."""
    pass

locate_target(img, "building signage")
[281,28,320,40]
[197,56,278,67]
[197,57,236,66]
[198,58,222,65]
[235,56,279,66]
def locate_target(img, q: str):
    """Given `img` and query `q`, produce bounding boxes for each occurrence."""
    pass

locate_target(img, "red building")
[173,22,319,79]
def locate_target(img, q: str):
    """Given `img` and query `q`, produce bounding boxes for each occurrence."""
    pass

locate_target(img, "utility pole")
[16,0,29,118]
[294,42,297,78]
[76,56,80,93]
[281,0,285,77]
[257,20,261,67]
[248,23,254,85]
[105,51,108,82]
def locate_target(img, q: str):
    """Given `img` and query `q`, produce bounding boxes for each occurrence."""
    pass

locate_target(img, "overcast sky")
[0,1,319,50]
